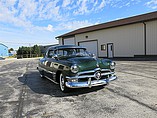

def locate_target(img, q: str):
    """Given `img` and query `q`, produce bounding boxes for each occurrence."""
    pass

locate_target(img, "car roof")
[48,45,86,50]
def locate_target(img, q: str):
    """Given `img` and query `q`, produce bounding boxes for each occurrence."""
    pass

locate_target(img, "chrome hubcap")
[60,73,65,91]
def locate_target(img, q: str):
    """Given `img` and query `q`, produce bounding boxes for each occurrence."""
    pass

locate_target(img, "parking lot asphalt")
[0,58,157,118]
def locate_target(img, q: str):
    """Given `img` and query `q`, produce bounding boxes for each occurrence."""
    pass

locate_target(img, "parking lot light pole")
[29,43,31,58]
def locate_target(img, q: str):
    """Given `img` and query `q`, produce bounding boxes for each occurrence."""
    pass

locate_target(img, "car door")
[44,50,56,80]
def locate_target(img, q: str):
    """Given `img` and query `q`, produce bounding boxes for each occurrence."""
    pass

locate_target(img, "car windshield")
[55,48,90,57]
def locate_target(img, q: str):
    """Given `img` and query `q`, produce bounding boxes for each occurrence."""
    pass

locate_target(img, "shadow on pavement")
[18,71,104,97]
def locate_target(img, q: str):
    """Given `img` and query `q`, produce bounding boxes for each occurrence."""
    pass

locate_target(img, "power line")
[0,40,57,45]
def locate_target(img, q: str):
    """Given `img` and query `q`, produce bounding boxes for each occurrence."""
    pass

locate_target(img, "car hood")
[67,57,99,71]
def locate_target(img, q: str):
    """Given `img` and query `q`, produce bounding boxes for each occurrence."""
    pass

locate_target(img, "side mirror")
[88,52,96,58]
[90,53,95,57]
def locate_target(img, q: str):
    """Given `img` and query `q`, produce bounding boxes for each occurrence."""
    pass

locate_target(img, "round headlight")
[110,62,116,69]
[71,64,79,73]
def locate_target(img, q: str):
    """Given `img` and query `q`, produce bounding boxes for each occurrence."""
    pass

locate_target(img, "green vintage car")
[37,45,117,92]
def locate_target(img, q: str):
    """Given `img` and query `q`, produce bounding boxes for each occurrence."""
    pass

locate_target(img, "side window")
[48,50,54,58]
[58,50,64,56]
[55,50,67,56]
[45,51,48,57]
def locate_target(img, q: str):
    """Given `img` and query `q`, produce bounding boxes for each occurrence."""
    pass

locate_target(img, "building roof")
[0,43,8,48]
[56,11,157,39]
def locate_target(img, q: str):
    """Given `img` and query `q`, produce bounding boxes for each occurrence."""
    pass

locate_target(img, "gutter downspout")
[143,22,146,56]
[62,38,64,45]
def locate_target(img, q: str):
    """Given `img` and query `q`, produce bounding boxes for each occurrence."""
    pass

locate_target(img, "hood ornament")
[96,63,99,67]
[94,71,101,80]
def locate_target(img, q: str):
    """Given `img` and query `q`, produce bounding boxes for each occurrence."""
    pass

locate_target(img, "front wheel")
[59,73,70,92]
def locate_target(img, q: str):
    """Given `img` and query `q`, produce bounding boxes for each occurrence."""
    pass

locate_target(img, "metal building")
[0,43,8,57]
[56,11,157,58]
[39,44,58,55]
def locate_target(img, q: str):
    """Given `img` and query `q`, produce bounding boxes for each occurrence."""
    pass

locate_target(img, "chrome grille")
[66,68,114,82]
[76,68,114,82]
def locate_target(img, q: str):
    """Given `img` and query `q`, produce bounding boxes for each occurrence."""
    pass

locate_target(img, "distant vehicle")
[37,45,117,92]
[0,57,5,60]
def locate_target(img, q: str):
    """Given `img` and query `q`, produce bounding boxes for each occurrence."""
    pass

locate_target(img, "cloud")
[0,0,144,33]
[46,24,54,32]
[73,0,107,15]
[106,0,141,8]
[145,0,157,9]
[37,0,61,20]
[0,0,143,22]
[0,0,62,25]
[62,0,71,7]
[0,0,64,33]
[0,0,107,30]
[98,0,106,9]
[0,1,32,28]
[72,0,141,15]
[58,20,95,30]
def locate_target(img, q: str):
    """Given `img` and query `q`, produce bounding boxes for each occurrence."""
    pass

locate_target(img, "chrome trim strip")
[37,66,58,84]
[66,72,114,79]
[38,66,56,75]
[37,66,45,71]
[77,68,100,75]
[44,76,59,84]
[101,69,111,72]
[65,75,117,88]
[77,68,111,75]
[101,72,114,76]
[66,75,95,79]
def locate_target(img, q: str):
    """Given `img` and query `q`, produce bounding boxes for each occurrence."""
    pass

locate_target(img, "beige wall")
[58,37,76,45]
[63,37,75,45]
[146,20,157,55]
[58,38,63,45]
[75,23,144,57]
[58,20,157,57]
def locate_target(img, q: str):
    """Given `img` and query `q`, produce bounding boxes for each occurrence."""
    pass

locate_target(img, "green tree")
[17,47,22,55]
[32,45,41,56]
[8,48,14,53]
[17,45,41,58]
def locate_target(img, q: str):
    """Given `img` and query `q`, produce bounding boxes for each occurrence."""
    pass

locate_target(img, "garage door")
[63,37,75,45]
[79,40,98,57]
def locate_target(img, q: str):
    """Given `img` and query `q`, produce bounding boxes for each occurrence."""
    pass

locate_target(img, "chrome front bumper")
[65,75,117,88]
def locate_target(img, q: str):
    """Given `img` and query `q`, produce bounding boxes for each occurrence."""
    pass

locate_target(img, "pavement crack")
[16,63,29,118]
[106,87,157,113]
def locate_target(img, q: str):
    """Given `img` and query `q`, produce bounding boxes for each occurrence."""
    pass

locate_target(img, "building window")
[101,44,106,51]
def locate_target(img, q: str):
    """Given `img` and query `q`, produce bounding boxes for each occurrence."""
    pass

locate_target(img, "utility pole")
[29,43,31,58]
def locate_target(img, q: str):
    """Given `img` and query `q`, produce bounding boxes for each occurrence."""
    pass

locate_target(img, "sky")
[0,0,157,50]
